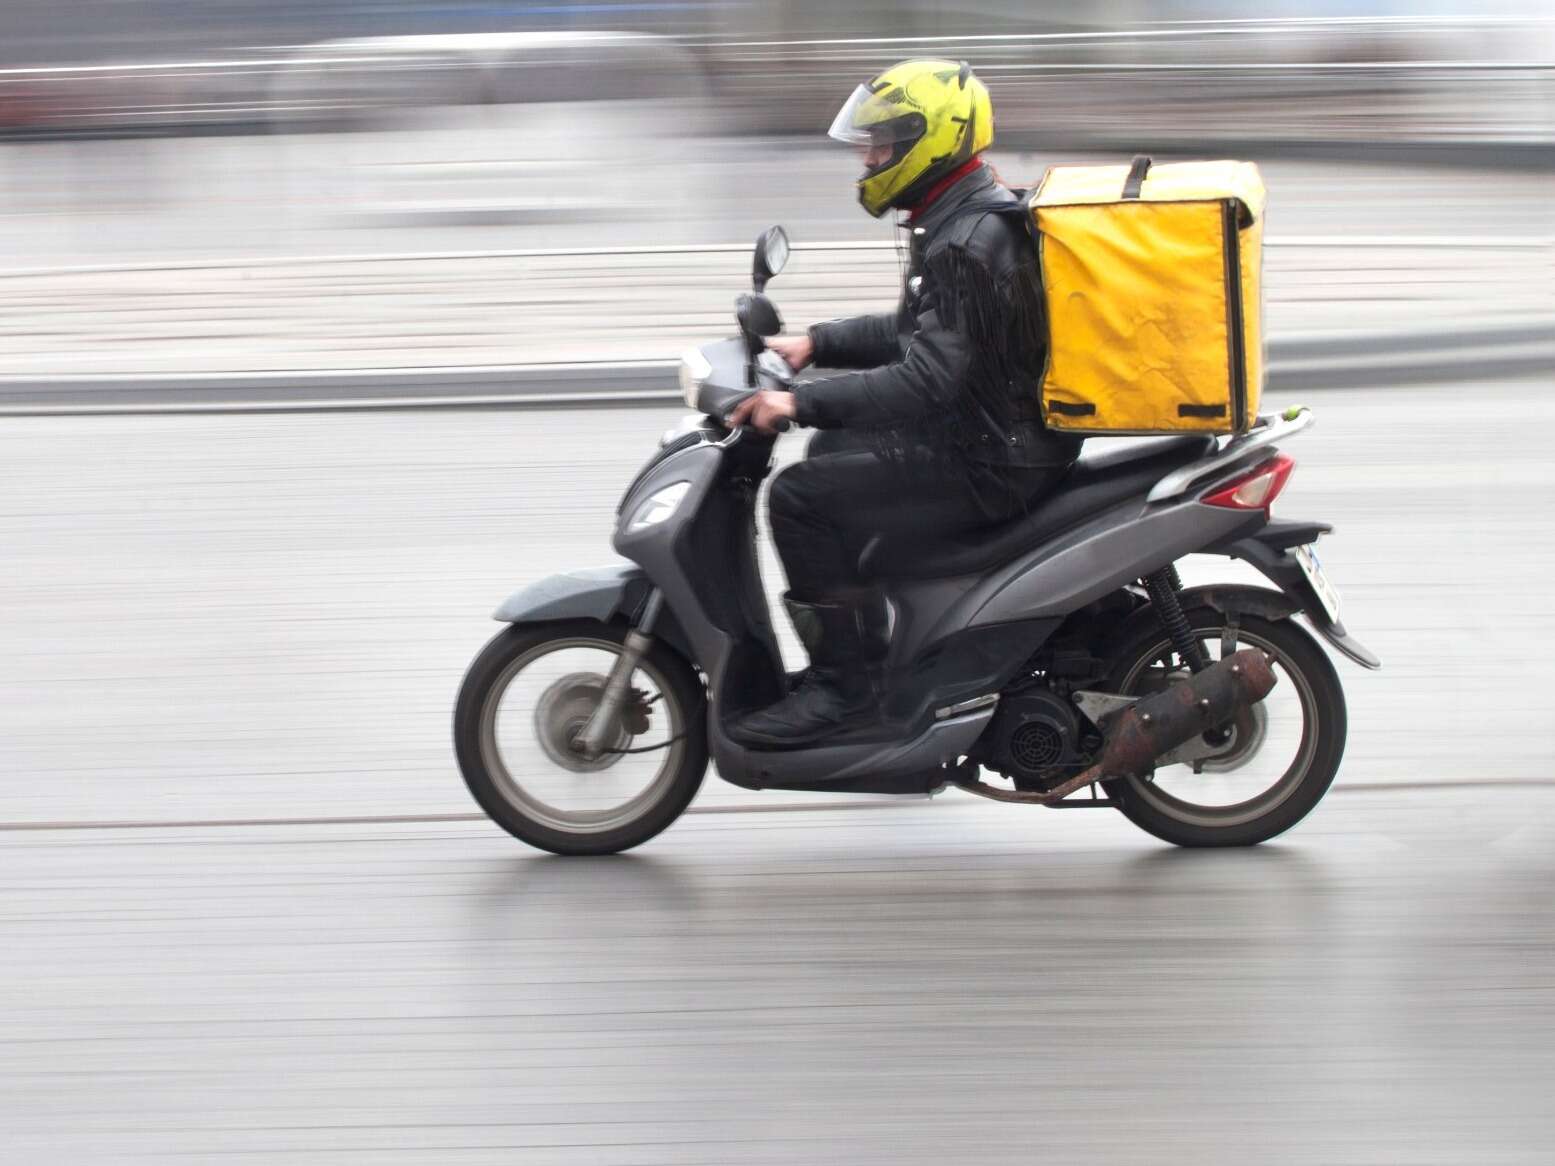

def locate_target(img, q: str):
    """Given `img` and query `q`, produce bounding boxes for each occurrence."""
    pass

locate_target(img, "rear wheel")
[1102,609,1346,847]
[454,621,708,855]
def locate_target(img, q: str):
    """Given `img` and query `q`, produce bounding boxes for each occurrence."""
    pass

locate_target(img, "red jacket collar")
[904,158,986,223]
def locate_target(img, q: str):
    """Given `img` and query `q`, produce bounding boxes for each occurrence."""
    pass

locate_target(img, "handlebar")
[718,390,794,435]
[712,348,796,435]
[688,335,797,436]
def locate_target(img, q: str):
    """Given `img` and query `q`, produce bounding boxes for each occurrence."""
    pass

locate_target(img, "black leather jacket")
[793,164,1082,470]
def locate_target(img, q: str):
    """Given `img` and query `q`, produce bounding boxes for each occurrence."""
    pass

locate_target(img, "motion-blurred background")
[1,1,1552,266]
[2,6,1553,1161]
[0,3,1550,376]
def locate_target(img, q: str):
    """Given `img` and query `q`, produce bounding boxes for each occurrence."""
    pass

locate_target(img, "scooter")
[454,227,1379,855]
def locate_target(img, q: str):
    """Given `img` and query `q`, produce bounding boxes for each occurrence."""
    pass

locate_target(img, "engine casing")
[972,689,1086,791]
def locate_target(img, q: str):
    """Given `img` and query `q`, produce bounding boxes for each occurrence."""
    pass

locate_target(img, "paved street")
[3,377,1553,825]
[4,377,1554,1162]
[4,788,1552,1163]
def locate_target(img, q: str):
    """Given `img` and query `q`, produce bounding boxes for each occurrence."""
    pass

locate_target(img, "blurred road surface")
[4,372,1554,1163]
[4,787,1553,1163]
[2,375,1551,826]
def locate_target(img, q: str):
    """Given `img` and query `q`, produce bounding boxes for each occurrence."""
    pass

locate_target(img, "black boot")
[732,594,888,749]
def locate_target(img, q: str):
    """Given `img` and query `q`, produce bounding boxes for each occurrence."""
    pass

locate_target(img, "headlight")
[626,481,691,533]
[678,348,713,408]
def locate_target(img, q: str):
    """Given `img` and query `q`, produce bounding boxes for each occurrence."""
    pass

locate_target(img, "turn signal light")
[1203,454,1296,510]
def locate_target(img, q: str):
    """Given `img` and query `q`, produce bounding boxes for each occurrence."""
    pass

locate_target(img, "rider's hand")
[728,389,797,435]
[766,333,815,371]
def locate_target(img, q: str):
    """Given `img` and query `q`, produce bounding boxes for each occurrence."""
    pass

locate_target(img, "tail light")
[1203,454,1295,511]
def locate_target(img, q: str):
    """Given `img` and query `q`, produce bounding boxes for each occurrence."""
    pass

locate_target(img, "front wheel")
[454,621,708,855]
[1102,609,1347,847]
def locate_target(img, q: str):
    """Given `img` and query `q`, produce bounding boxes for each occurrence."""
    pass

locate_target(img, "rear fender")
[1217,534,1381,669]
[493,563,696,666]
[1105,583,1298,662]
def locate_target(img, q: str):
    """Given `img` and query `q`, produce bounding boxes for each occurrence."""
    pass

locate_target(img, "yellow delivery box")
[1029,156,1266,434]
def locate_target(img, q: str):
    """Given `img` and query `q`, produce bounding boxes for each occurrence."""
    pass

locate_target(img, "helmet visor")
[827,84,926,147]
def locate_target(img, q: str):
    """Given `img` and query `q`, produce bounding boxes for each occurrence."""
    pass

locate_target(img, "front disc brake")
[533,672,631,773]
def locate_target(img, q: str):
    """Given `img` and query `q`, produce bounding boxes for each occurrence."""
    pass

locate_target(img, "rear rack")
[1147,407,1314,504]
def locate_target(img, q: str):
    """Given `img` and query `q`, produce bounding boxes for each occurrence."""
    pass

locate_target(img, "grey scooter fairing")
[493,563,698,665]
[603,409,1256,793]
[495,564,649,625]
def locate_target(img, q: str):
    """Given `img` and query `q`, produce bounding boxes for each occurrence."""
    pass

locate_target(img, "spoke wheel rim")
[478,637,685,835]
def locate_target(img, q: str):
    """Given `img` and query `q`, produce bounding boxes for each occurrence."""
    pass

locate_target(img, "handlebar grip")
[771,417,791,434]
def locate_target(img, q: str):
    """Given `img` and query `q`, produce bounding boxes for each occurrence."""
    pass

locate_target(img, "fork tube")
[635,588,665,635]
[574,589,661,759]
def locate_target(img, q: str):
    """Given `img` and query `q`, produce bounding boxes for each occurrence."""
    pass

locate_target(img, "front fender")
[492,564,696,666]
[494,563,648,624]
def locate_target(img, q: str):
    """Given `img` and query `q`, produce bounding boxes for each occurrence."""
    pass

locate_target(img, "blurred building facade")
[0,2,1548,147]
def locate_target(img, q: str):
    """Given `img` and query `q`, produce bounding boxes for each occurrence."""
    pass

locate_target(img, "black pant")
[768,430,1071,596]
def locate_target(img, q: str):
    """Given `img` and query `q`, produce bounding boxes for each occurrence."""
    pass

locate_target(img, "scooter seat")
[860,435,1217,580]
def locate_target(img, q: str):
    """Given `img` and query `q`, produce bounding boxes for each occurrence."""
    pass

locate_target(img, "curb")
[0,326,1547,417]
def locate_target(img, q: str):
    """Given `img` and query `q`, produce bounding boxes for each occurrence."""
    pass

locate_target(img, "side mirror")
[736,293,783,338]
[752,225,789,292]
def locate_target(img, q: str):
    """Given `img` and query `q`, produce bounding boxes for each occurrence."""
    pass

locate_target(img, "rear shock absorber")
[1144,565,1209,674]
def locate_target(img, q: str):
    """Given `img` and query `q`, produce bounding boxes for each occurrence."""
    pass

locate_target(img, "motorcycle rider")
[730,59,1083,748]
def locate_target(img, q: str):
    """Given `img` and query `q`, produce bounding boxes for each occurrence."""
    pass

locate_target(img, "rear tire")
[454,621,708,855]
[1102,609,1347,847]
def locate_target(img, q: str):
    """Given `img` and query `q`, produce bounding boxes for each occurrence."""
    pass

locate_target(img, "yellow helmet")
[828,59,994,218]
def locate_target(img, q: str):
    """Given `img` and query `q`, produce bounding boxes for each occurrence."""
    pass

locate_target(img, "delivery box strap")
[1121,155,1153,200]
[1046,401,1229,421]
[1047,400,1097,417]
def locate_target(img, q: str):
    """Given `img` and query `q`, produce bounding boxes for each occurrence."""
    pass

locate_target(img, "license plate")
[1294,543,1342,623]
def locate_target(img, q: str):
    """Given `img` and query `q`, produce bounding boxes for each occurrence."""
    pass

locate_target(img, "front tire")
[1102,609,1347,847]
[454,621,708,855]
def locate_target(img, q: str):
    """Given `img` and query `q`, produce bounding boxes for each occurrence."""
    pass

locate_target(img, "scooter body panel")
[961,494,1255,628]
[713,706,997,792]
[606,427,1278,794]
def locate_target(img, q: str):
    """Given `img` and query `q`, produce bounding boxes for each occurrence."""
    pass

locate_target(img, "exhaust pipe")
[955,648,1278,805]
